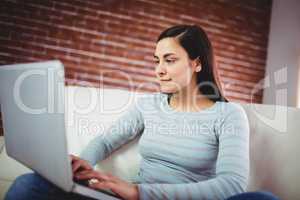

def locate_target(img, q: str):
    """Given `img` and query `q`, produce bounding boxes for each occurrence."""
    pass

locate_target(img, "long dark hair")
[157,25,228,102]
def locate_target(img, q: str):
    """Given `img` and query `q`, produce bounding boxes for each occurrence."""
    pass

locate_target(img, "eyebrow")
[153,53,176,59]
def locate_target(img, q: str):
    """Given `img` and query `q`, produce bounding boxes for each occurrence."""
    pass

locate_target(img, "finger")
[76,171,111,182]
[100,172,119,183]
[76,169,106,176]
[75,169,94,176]
[75,170,99,179]
[70,154,80,161]
[72,161,83,173]
[89,181,115,191]
[95,172,117,182]
[75,171,100,180]
[105,172,114,178]
[73,161,92,174]
[82,162,92,170]
[75,169,93,175]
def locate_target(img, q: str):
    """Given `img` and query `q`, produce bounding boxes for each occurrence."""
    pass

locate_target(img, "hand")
[75,170,139,200]
[69,154,92,175]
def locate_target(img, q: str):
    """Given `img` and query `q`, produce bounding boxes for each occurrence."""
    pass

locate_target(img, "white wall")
[262,0,300,107]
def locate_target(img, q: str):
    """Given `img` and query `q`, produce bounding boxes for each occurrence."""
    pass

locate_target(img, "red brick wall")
[0,0,272,136]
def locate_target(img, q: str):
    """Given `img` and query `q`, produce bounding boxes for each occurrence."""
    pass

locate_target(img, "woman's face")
[154,37,199,94]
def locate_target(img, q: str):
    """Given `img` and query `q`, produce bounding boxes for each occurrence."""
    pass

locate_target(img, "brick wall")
[0,0,272,136]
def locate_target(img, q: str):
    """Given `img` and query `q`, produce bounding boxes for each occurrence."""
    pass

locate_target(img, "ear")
[192,57,202,72]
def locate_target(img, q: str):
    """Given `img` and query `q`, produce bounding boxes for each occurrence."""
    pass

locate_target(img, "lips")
[160,79,171,81]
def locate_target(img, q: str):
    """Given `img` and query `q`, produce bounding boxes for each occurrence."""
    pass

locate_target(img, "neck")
[168,80,214,112]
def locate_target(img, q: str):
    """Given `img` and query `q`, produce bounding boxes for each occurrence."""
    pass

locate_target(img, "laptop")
[0,60,121,200]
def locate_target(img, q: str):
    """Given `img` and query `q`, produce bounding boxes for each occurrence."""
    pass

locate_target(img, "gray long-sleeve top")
[80,92,250,200]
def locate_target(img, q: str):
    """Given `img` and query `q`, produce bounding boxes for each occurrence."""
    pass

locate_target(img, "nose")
[155,63,167,78]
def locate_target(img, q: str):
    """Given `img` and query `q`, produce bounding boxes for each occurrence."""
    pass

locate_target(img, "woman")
[5,25,280,200]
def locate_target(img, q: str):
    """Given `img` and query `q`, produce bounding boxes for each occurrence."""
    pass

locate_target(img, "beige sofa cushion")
[242,103,300,200]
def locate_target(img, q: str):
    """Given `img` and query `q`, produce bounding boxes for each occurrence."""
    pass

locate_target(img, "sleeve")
[79,97,145,166]
[137,103,250,200]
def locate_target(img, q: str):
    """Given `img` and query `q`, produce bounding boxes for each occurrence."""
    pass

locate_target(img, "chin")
[159,86,177,94]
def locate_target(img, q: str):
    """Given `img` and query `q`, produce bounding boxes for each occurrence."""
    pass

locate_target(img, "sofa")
[0,86,299,200]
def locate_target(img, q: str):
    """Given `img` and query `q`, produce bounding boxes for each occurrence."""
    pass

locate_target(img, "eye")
[166,59,176,64]
[154,60,160,64]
